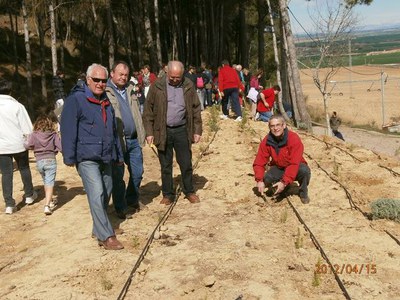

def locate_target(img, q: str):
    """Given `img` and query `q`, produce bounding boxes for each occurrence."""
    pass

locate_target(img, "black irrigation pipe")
[287,199,351,300]
[116,117,220,300]
[305,151,400,248]
[304,152,364,213]
[301,129,400,176]
[384,230,400,246]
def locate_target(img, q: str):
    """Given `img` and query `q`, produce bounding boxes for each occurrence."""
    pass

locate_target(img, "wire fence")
[301,65,400,128]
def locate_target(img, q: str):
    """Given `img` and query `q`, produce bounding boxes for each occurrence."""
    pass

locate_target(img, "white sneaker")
[219,114,229,120]
[235,116,243,122]
[25,191,38,205]
[5,206,15,214]
[44,205,52,215]
[49,199,58,209]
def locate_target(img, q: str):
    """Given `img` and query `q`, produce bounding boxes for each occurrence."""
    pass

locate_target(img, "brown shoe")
[186,193,200,203]
[160,196,173,205]
[114,228,124,235]
[98,236,124,250]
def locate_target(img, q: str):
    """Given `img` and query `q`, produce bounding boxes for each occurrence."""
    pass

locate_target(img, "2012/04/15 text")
[315,264,377,275]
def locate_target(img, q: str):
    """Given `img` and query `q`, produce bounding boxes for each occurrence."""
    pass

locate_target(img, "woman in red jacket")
[253,115,311,204]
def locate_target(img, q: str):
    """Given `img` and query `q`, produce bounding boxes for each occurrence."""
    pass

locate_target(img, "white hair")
[86,63,109,78]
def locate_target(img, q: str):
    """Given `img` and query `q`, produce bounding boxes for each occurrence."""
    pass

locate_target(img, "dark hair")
[56,69,64,76]
[273,85,281,92]
[221,59,229,66]
[111,60,129,72]
[0,79,12,94]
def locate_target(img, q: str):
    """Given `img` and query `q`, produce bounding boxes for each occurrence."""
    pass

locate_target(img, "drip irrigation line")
[384,230,400,246]
[116,119,220,299]
[302,129,400,176]
[287,199,351,300]
[378,165,400,177]
[300,131,364,163]
[342,66,382,76]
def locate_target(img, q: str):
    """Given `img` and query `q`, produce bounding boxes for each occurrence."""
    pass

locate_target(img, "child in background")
[24,115,62,215]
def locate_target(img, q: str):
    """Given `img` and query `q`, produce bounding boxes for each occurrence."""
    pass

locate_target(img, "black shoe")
[116,210,133,219]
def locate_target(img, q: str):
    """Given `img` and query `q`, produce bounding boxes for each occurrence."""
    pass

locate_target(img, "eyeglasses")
[269,123,283,128]
[90,77,108,84]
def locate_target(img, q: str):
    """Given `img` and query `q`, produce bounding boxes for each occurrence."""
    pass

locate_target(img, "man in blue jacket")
[60,63,124,250]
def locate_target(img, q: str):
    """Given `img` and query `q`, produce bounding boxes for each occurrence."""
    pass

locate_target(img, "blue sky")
[288,0,399,34]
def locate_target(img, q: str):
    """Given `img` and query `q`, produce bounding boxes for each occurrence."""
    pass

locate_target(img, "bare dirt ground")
[1,67,400,299]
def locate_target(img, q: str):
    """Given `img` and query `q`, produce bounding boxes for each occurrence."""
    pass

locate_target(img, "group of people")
[1,59,319,252]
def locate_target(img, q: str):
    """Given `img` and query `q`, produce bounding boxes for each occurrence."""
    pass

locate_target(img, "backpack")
[196,76,204,89]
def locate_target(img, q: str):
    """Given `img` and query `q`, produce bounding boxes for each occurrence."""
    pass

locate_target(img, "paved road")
[312,125,400,160]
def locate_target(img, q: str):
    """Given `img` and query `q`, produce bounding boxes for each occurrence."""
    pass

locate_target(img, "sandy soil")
[1,67,400,299]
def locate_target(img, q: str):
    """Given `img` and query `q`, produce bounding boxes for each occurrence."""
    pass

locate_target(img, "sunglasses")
[90,77,108,84]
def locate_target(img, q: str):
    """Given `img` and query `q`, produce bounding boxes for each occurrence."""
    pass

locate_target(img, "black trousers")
[158,125,194,199]
[263,163,311,198]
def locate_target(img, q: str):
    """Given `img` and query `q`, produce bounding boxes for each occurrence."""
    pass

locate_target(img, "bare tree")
[279,0,311,130]
[302,0,357,135]
[21,0,34,116]
[49,0,57,75]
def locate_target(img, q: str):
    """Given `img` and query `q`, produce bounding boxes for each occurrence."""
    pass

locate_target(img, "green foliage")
[295,228,303,249]
[370,199,400,222]
[207,105,220,133]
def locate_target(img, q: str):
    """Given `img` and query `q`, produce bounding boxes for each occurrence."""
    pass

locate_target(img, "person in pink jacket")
[253,114,311,204]
[25,115,62,215]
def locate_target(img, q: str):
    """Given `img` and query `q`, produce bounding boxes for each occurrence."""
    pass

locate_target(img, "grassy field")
[296,28,400,67]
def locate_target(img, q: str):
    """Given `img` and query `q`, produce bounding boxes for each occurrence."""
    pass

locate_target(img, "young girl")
[24,115,61,215]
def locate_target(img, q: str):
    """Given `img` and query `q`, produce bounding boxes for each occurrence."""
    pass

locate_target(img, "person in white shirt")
[0,79,36,214]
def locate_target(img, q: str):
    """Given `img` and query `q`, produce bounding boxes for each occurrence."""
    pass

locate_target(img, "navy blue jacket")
[60,84,123,165]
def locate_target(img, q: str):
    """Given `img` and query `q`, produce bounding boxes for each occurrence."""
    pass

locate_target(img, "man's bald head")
[167,61,185,86]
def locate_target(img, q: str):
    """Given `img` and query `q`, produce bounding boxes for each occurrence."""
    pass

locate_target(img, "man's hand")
[273,181,286,195]
[146,136,154,145]
[193,134,201,143]
[257,181,265,194]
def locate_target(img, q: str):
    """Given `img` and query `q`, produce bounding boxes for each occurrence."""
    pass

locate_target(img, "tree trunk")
[153,0,162,67]
[126,0,140,68]
[49,1,58,75]
[21,0,34,117]
[36,12,48,102]
[282,23,300,124]
[267,0,289,122]
[106,0,115,69]
[238,1,248,66]
[257,0,265,70]
[279,0,311,130]
[8,8,19,79]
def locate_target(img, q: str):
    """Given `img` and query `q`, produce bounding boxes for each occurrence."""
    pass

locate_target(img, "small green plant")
[208,105,220,132]
[295,228,303,249]
[132,235,140,249]
[332,157,339,177]
[370,198,400,222]
[280,208,288,223]
[101,276,113,291]
[312,258,322,287]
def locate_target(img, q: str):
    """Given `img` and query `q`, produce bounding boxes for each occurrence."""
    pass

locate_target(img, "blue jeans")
[112,138,143,212]
[258,111,273,122]
[222,88,242,117]
[36,158,57,186]
[78,160,114,241]
[0,151,34,207]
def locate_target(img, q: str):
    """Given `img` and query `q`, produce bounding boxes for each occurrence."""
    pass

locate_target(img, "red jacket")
[253,129,307,185]
[218,65,240,91]
[138,72,157,90]
[257,88,275,113]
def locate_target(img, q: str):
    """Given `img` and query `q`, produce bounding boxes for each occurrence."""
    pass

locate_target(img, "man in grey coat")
[106,61,146,219]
